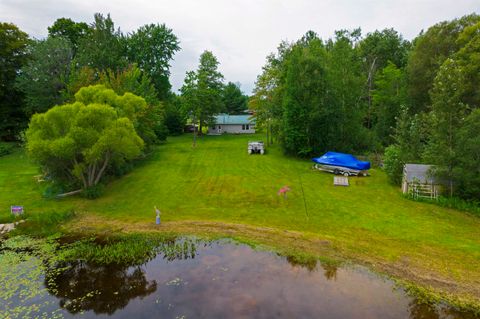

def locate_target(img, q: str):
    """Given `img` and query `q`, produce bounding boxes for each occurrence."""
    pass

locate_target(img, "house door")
[217,125,222,133]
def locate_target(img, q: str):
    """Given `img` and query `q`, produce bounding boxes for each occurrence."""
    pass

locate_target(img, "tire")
[343,172,349,177]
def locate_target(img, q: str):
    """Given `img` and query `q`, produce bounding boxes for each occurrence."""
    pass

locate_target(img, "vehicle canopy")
[312,152,370,170]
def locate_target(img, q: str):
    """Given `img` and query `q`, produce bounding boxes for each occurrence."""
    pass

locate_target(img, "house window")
[246,124,249,130]
[242,124,245,130]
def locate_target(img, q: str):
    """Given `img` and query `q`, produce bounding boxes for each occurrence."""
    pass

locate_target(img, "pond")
[0,237,476,319]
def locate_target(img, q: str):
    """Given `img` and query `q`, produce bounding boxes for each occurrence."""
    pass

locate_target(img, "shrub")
[82,183,105,199]
[383,145,404,185]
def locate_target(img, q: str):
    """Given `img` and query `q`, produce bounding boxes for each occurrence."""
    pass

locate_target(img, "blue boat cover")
[312,152,370,170]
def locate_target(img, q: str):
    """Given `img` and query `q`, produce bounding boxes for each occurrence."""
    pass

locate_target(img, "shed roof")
[214,114,255,125]
[403,164,437,184]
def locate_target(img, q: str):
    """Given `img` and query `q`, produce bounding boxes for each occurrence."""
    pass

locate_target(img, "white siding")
[208,124,255,134]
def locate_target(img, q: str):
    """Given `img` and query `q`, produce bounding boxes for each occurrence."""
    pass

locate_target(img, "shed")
[402,164,440,199]
[207,114,255,135]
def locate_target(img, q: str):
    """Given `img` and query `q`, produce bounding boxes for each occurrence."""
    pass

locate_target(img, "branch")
[94,152,110,185]
[56,189,83,198]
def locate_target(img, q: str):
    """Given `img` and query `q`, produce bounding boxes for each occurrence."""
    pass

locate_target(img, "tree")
[425,59,467,196]
[181,50,224,142]
[406,14,479,114]
[196,51,224,132]
[249,50,285,146]
[323,30,368,153]
[16,37,73,116]
[358,28,410,128]
[48,18,90,54]
[97,65,167,145]
[372,62,407,146]
[126,23,180,100]
[180,71,200,147]
[76,13,127,72]
[281,34,328,156]
[454,22,480,107]
[26,85,144,192]
[454,109,480,199]
[221,82,248,114]
[0,23,30,140]
[164,95,186,135]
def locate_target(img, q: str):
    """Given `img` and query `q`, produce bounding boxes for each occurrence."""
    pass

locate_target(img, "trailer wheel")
[343,172,349,177]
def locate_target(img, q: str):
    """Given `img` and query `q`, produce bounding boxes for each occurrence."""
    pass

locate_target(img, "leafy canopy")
[26,85,144,190]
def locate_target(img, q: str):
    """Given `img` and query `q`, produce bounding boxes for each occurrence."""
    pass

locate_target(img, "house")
[207,114,255,134]
[402,164,440,199]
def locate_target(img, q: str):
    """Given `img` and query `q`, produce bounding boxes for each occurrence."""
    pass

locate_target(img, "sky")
[1,0,479,95]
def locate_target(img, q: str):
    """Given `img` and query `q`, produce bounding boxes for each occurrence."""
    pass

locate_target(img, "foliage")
[221,82,248,114]
[180,50,224,141]
[82,183,105,199]
[48,17,90,53]
[249,50,285,145]
[26,85,144,190]
[195,50,225,130]
[358,28,410,70]
[125,23,180,100]
[0,23,30,140]
[164,96,187,135]
[406,13,480,113]
[383,144,403,185]
[76,13,127,72]
[425,59,467,196]
[454,109,480,199]
[16,37,73,116]
[454,21,480,107]
[372,62,407,146]
[97,66,166,145]
[256,30,368,156]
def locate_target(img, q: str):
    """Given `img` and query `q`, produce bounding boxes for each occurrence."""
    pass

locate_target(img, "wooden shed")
[402,164,440,199]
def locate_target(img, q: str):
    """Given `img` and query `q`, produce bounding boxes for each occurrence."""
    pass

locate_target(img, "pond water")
[0,238,476,319]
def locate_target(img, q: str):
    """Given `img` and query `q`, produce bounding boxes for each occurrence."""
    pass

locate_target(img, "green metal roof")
[214,114,255,125]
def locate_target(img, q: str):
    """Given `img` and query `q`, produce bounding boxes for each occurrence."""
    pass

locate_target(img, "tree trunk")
[192,116,197,148]
[94,152,110,185]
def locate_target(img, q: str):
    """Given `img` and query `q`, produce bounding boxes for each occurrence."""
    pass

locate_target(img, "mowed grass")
[1,134,480,298]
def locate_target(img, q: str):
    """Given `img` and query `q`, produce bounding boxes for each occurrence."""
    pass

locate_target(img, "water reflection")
[46,262,157,315]
[35,239,477,319]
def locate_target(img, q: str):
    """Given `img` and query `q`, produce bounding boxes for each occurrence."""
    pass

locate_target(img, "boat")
[312,152,370,176]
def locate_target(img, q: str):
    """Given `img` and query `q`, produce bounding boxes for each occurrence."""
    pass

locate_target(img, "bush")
[383,145,404,185]
[82,183,105,199]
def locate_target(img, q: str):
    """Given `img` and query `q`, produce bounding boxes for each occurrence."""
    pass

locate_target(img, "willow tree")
[26,86,144,194]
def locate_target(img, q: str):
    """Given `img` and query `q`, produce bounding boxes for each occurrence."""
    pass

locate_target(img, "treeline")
[249,14,480,201]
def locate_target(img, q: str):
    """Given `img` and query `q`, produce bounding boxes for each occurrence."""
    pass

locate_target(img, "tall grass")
[59,234,197,266]
[13,210,75,237]
[406,194,480,217]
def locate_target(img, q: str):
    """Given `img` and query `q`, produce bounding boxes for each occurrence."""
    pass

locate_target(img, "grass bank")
[1,133,480,308]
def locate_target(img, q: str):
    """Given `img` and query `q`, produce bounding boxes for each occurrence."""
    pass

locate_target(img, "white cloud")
[1,0,479,94]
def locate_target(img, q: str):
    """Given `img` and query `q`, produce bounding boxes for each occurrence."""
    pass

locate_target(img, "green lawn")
[1,133,480,303]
